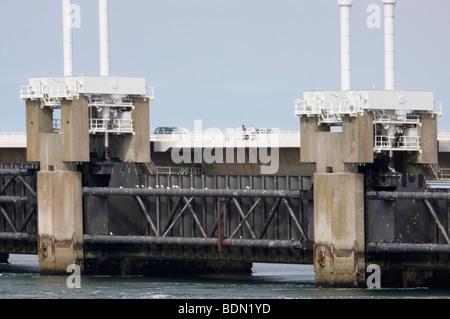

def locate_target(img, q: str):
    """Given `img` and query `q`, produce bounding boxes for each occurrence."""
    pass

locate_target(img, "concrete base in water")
[37,171,84,275]
[313,173,366,288]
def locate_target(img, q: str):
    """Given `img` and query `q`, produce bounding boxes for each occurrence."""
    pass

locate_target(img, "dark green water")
[1,254,450,300]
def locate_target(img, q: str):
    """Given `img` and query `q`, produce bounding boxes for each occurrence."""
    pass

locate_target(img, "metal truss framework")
[0,164,38,254]
[82,175,315,263]
[83,186,311,247]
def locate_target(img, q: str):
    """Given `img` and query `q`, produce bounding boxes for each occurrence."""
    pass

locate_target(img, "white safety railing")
[20,85,42,100]
[151,131,301,151]
[89,119,134,134]
[373,112,422,124]
[20,84,80,101]
[47,85,80,99]
[434,102,443,118]
[89,97,134,108]
[328,100,364,116]
[294,99,322,116]
[146,87,155,101]
[374,135,421,152]
[295,99,364,125]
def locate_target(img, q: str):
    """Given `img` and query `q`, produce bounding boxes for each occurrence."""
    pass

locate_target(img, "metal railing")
[373,112,421,124]
[294,99,364,125]
[20,84,80,101]
[434,102,443,118]
[146,87,155,101]
[294,99,322,116]
[89,119,134,134]
[89,97,134,108]
[150,131,301,149]
[20,85,43,100]
[373,135,421,152]
[151,166,203,176]
[425,163,450,181]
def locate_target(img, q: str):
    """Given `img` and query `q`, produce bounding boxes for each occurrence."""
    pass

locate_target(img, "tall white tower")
[383,0,396,90]
[338,0,352,91]
[62,0,74,77]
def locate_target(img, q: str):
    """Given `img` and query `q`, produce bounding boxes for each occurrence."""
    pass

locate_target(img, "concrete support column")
[61,96,90,163]
[123,97,150,163]
[26,100,53,162]
[313,173,365,287]
[341,113,374,163]
[418,114,438,164]
[33,96,88,275]
[37,171,84,275]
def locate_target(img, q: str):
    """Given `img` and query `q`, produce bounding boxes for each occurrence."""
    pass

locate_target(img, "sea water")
[1,254,450,300]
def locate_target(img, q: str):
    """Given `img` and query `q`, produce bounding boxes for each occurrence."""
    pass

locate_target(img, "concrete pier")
[314,173,365,287]
[300,113,372,287]
[23,76,152,274]
[37,171,84,274]
[27,97,88,274]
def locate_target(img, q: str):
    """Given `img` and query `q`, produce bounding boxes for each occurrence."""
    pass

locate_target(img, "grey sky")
[0,0,449,133]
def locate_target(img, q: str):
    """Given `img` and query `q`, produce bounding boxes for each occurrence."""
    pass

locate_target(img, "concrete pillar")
[418,114,438,164]
[26,100,53,162]
[31,97,88,275]
[341,113,374,164]
[37,171,84,275]
[300,109,371,287]
[313,173,365,287]
[61,96,90,163]
[123,97,150,163]
[299,116,329,164]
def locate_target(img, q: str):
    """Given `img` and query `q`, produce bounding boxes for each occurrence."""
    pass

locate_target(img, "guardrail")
[374,135,421,152]
[150,131,301,150]
[89,119,134,134]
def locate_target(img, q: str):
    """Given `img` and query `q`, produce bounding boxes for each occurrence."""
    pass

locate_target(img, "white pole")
[63,0,74,77]
[383,0,396,90]
[338,0,352,91]
[99,0,110,77]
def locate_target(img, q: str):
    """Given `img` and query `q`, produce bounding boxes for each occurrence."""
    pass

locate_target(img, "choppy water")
[1,254,450,300]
